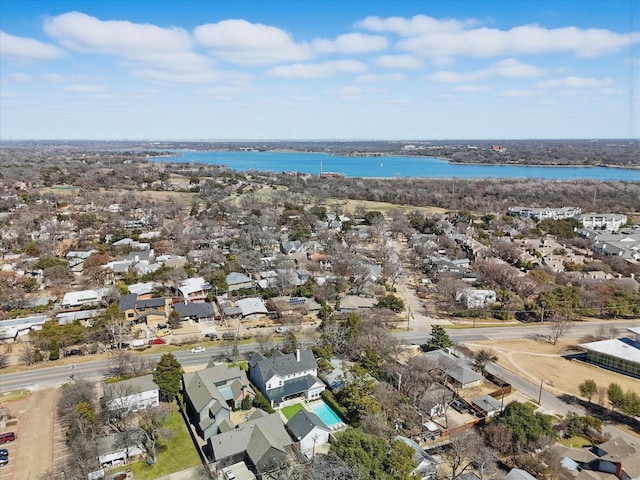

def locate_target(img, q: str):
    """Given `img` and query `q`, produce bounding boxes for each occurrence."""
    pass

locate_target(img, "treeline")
[290,176,640,214]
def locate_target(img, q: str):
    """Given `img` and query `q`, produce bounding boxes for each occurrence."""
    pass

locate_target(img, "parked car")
[451,400,467,414]
[110,342,130,350]
[0,448,8,457]
[0,456,7,466]
[190,346,206,353]
[223,468,236,480]
[275,326,291,333]
[158,329,172,337]
[0,432,15,444]
[204,333,218,340]
[222,333,236,340]
[64,349,83,357]
[148,338,166,345]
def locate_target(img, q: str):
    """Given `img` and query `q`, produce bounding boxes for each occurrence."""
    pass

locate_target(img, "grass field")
[281,403,304,420]
[128,405,200,480]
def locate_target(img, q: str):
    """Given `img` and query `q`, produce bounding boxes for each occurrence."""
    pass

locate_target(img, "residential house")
[281,240,302,255]
[337,295,376,312]
[505,469,538,480]
[236,297,269,318]
[286,409,330,458]
[118,294,171,328]
[248,349,325,407]
[96,431,144,468]
[209,411,293,473]
[182,364,255,442]
[174,301,216,322]
[419,382,454,418]
[226,272,254,292]
[179,277,212,302]
[270,296,321,317]
[471,394,503,417]
[555,437,640,479]
[394,436,439,480]
[456,289,497,309]
[61,288,107,310]
[103,374,159,412]
[0,315,47,342]
[423,350,484,389]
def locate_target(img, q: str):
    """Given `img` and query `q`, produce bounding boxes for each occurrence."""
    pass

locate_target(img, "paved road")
[2,321,637,394]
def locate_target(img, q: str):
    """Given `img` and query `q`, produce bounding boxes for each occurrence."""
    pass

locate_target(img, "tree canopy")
[153,353,184,402]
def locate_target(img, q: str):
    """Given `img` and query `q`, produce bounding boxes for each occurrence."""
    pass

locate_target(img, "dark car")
[0,456,8,466]
[204,333,218,340]
[111,342,130,350]
[451,400,467,414]
[64,349,83,357]
[0,448,7,457]
[222,333,236,340]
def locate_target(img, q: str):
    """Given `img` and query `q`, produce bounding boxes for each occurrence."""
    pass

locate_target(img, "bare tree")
[107,349,154,377]
[138,404,172,463]
[549,317,572,345]
[441,428,485,480]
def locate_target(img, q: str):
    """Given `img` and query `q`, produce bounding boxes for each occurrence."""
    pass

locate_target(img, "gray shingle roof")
[286,409,329,441]
[210,413,292,462]
[249,350,317,382]
[103,374,157,398]
[118,293,138,312]
[174,301,214,319]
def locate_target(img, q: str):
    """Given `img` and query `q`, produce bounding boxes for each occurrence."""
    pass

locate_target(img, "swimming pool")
[310,401,342,428]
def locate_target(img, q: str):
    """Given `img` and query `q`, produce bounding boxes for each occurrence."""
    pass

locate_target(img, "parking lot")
[0,389,65,480]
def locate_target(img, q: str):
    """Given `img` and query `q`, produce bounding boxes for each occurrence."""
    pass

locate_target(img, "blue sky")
[1,0,638,140]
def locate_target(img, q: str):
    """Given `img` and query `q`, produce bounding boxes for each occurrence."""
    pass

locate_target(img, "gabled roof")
[423,350,484,386]
[118,293,138,312]
[236,297,268,316]
[103,374,157,399]
[505,469,538,480]
[226,272,252,285]
[249,350,318,381]
[472,394,502,413]
[210,413,292,462]
[286,409,329,441]
[174,302,215,319]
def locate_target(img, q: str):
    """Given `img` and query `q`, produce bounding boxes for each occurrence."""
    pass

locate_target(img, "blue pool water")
[310,401,342,428]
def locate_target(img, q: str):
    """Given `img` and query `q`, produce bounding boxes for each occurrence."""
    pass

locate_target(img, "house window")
[127,313,134,318]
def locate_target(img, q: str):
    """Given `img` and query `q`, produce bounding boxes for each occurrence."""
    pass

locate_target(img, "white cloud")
[358,14,640,58]
[325,86,362,96]
[0,31,65,60]
[8,73,31,82]
[44,11,213,81]
[266,60,367,78]
[535,76,615,88]
[502,89,542,97]
[312,33,387,54]
[454,85,491,92]
[43,73,66,82]
[355,73,406,82]
[66,84,107,93]
[356,14,476,37]
[194,19,312,65]
[374,54,423,69]
[429,58,547,82]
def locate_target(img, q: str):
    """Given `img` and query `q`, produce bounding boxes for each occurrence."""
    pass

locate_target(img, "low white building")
[456,288,497,309]
[576,213,627,232]
[103,374,159,412]
[286,409,331,458]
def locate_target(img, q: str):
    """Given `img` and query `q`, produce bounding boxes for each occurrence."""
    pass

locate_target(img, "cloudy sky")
[1,0,638,140]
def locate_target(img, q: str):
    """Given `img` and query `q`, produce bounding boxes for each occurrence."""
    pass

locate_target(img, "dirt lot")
[467,338,640,404]
[0,388,61,480]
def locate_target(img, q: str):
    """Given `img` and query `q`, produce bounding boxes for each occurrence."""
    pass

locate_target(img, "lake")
[151,150,640,181]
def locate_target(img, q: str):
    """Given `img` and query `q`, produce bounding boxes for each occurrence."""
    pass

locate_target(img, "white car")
[190,346,206,353]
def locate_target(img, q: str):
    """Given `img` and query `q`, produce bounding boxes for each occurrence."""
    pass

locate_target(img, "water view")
[152,150,640,181]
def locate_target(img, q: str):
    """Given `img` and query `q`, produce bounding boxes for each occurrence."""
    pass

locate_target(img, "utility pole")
[538,378,544,405]
[540,301,546,323]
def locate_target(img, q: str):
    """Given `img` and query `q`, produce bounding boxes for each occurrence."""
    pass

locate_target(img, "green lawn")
[128,405,201,480]
[281,403,304,420]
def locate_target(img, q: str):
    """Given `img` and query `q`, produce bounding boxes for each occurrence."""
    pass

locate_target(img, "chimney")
[296,349,300,362]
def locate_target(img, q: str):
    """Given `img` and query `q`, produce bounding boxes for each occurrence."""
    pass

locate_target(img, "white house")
[178,277,211,303]
[103,374,159,412]
[61,289,104,310]
[248,349,325,407]
[286,409,331,458]
[456,288,497,309]
[97,432,143,468]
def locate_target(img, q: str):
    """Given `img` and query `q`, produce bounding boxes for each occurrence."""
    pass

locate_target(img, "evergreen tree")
[425,325,453,351]
[153,353,184,402]
[607,383,624,411]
